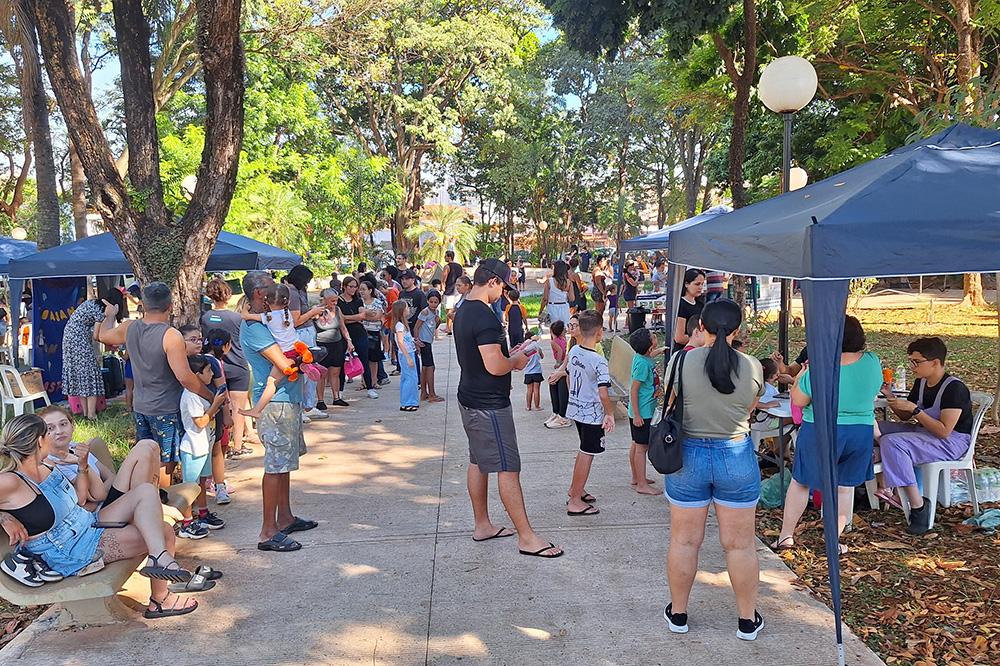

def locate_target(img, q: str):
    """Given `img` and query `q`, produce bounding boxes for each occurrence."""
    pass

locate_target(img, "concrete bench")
[0,440,199,627]
[608,334,635,405]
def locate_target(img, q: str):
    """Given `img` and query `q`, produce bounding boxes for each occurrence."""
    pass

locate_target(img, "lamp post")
[538,219,548,263]
[758,55,817,365]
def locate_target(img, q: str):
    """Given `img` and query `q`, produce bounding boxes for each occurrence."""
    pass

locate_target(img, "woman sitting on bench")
[38,405,167,513]
[0,414,208,618]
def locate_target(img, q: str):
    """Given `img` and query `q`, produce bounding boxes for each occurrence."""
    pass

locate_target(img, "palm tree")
[405,205,478,265]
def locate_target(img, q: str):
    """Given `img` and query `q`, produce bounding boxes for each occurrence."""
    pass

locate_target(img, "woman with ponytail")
[660,299,766,641]
[0,415,206,618]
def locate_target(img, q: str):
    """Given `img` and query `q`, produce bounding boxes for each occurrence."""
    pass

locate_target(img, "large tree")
[316,0,539,250]
[31,0,245,323]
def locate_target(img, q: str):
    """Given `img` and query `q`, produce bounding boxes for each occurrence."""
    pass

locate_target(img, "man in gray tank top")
[97,283,214,488]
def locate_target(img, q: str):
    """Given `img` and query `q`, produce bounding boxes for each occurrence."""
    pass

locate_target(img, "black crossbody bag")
[647,350,687,475]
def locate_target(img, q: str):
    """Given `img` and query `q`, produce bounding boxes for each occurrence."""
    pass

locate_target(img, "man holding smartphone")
[453,259,563,559]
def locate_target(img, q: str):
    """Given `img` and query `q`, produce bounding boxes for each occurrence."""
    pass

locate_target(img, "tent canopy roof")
[0,237,37,271]
[667,124,1000,280]
[7,231,301,279]
[620,206,733,252]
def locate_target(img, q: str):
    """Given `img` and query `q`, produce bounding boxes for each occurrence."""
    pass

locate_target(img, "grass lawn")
[73,401,136,465]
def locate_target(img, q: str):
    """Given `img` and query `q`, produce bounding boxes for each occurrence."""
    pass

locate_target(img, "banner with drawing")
[32,278,86,402]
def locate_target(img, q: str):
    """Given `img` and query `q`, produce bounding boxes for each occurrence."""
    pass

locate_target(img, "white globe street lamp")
[758,56,818,114]
[789,166,809,191]
[537,220,548,232]
[758,55,817,377]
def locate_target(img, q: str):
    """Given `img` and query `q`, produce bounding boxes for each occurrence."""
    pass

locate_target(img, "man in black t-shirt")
[877,336,975,535]
[453,259,563,559]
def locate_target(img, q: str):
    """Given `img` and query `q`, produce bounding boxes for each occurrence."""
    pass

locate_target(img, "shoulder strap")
[659,351,687,420]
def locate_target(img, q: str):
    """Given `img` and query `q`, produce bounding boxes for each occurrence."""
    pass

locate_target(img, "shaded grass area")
[73,401,136,466]
[755,303,1000,665]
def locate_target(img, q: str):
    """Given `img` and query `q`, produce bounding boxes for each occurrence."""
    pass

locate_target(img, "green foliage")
[404,206,478,264]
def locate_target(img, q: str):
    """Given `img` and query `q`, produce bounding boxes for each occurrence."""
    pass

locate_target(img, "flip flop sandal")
[567,505,600,516]
[472,528,516,542]
[519,542,564,558]
[168,571,217,594]
[257,532,302,552]
[770,536,795,551]
[282,517,319,534]
[144,595,198,619]
[195,565,223,581]
[581,493,597,503]
[140,550,192,582]
[875,489,904,510]
[400,406,419,412]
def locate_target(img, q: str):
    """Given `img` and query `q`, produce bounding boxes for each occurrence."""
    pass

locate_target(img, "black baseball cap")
[400,269,418,281]
[476,258,517,291]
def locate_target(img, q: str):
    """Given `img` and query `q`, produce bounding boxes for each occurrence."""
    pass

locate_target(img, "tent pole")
[778,112,794,365]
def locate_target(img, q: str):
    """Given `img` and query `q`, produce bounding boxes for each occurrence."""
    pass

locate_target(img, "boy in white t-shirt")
[565,310,615,516]
[180,355,229,538]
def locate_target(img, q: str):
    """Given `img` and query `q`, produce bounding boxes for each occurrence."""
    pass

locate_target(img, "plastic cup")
[882,367,894,384]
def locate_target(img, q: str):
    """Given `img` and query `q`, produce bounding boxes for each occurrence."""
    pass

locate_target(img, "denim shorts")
[134,412,183,464]
[663,434,760,509]
[24,505,104,576]
[180,450,212,483]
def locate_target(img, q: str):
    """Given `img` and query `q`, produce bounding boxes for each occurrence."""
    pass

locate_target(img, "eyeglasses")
[908,358,931,367]
[185,338,203,344]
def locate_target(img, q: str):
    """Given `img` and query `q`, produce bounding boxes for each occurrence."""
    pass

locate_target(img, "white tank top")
[548,278,569,305]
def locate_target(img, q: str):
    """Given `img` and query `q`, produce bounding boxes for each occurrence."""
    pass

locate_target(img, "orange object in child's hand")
[293,340,313,364]
[283,366,300,382]
[882,367,893,384]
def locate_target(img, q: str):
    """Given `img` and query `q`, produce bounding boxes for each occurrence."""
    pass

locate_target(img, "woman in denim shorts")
[661,299,766,641]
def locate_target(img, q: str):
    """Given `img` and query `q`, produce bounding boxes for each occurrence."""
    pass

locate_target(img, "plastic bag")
[759,469,792,508]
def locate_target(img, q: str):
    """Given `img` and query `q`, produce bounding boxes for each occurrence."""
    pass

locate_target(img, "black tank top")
[5,469,56,536]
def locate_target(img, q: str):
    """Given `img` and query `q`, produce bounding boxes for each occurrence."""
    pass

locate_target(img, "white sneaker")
[215,483,231,505]
[304,408,329,420]
[368,389,379,399]
[301,413,311,424]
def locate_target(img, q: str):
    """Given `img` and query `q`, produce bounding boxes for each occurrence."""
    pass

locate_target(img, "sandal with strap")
[770,535,795,551]
[139,550,192,583]
[144,593,198,619]
[168,570,216,594]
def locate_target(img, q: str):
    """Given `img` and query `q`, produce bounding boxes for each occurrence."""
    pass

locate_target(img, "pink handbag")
[343,353,364,379]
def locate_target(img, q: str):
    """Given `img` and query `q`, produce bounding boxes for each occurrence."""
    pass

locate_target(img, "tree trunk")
[962,272,987,307]
[32,0,245,324]
[70,143,89,239]
[394,152,423,251]
[21,5,60,249]
[655,168,666,229]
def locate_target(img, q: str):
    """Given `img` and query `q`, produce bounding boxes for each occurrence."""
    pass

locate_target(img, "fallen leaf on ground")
[873,541,911,550]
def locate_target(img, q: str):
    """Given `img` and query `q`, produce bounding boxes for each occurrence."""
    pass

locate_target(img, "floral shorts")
[257,402,306,474]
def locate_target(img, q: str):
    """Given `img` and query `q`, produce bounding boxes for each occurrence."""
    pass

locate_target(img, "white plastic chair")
[0,365,50,420]
[891,391,992,529]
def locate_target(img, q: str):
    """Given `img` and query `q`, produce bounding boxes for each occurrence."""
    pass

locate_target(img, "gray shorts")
[459,404,521,473]
[258,402,306,474]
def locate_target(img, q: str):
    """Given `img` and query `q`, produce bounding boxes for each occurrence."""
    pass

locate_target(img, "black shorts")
[224,362,250,393]
[419,344,434,368]
[630,418,651,445]
[575,421,606,456]
[319,340,347,368]
[524,373,543,385]
[460,404,521,473]
[367,332,385,362]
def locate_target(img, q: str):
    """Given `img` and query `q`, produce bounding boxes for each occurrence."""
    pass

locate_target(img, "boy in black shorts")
[565,310,615,516]
[628,327,666,495]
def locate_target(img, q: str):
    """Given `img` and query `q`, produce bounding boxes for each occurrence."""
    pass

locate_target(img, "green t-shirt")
[799,351,883,425]
[628,353,657,420]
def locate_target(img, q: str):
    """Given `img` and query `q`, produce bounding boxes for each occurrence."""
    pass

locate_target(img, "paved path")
[6,337,883,665]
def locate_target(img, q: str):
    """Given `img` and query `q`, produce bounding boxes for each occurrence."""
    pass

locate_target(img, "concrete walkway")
[6,338,884,665]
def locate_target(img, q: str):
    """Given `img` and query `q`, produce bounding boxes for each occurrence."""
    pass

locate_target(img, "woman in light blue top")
[773,315,883,554]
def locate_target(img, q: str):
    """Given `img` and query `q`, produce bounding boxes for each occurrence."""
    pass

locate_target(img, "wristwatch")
[911,406,923,418]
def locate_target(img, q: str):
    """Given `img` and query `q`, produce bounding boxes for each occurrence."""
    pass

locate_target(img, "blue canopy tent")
[0,237,37,272]
[0,237,38,366]
[620,205,732,252]
[665,123,1000,665]
[7,230,301,279]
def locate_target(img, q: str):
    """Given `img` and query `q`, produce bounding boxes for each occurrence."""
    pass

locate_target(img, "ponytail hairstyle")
[206,327,231,360]
[701,299,744,395]
[0,414,47,473]
[390,299,409,330]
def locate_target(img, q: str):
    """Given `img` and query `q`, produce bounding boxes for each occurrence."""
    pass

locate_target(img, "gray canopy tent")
[665,123,1000,665]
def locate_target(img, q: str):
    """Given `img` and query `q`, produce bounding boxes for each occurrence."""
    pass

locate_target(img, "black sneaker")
[331,398,350,407]
[198,512,226,530]
[315,401,328,411]
[663,603,688,634]
[177,521,209,540]
[736,611,764,641]
[1,551,45,587]
[906,500,932,535]
[378,378,390,386]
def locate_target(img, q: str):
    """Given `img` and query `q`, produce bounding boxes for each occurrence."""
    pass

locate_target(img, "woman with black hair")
[773,315,883,551]
[672,268,706,353]
[62,290,118,420]
[284,265,327,422]
[539,260,573,327]
[661,299,766,641]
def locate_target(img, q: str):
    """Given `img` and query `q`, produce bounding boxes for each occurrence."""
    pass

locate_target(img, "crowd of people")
[0,243,980,642]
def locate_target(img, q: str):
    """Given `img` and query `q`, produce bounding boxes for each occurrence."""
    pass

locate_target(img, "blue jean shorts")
[180,450,213,483]
[664,434,760,509]
[134,412,183,464]
[24,505,104,576]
